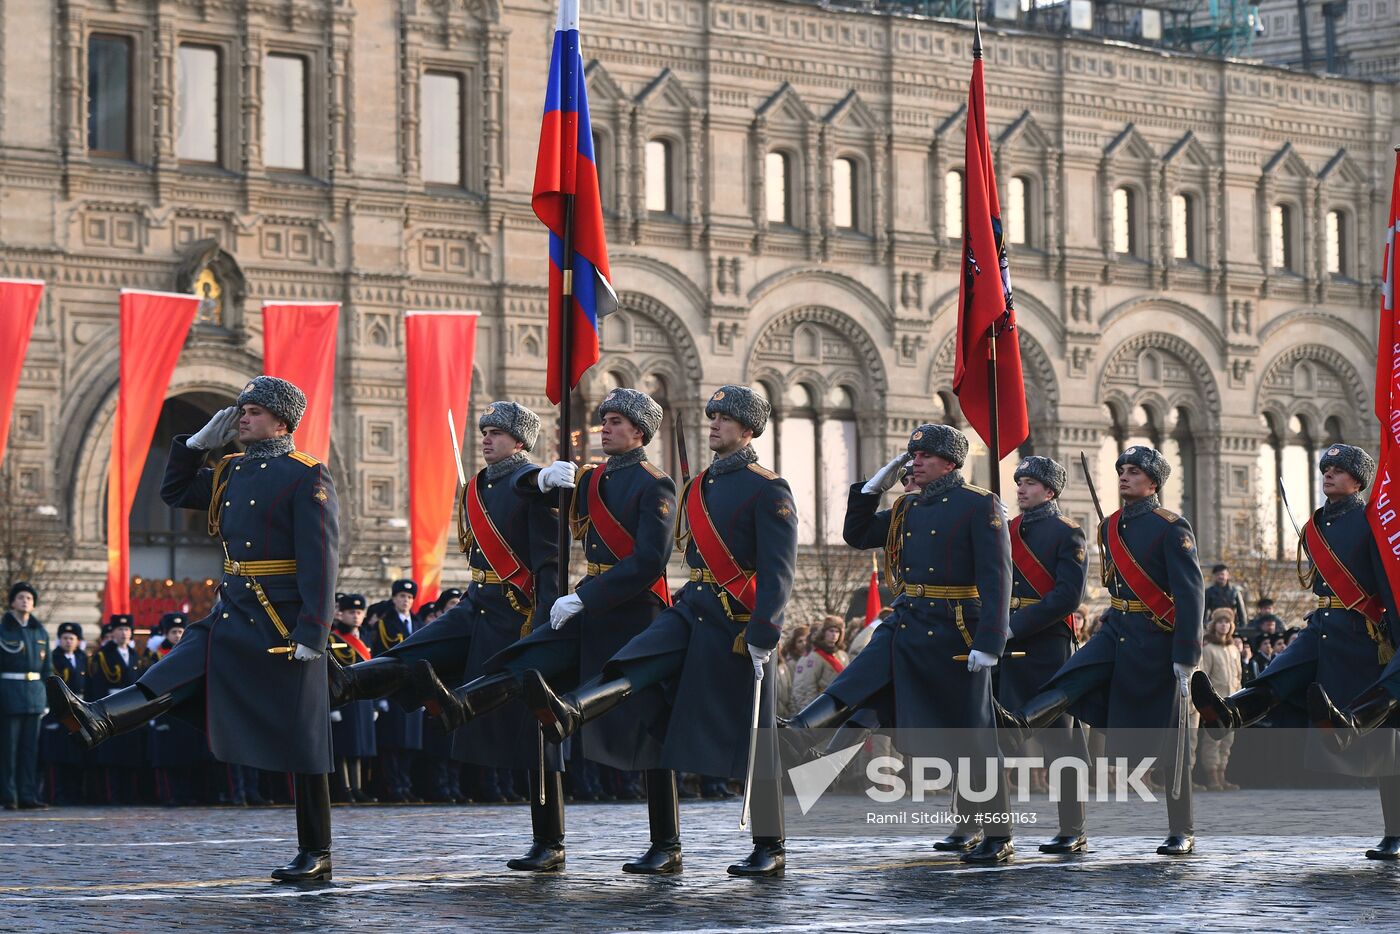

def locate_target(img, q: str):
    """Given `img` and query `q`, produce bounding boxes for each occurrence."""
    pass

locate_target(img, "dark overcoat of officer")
[1,583,52,808]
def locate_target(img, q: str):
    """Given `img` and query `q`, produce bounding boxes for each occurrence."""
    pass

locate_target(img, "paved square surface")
[2,791,1397,932]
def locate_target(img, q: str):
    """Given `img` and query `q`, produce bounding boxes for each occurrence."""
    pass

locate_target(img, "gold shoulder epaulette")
[962,483,992,496]
[747,463,779,480]
[221,452,243,462]
[578,464,598,480]
[289,451,320,468]
[1153,506,1180,523]
[641,461,666,479]
[1058,515,1081,529]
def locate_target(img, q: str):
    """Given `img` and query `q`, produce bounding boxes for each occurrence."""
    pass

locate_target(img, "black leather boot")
[1156,833,1195,856]
[330,656,462,730]
[445,672,521,733]
[273,774,333,882]
[961,836,1014,863]
[777,693,852,765]
[727,837,785,877]
[46,679,171,750]
[1039,834,1087,854]
[623,769,682,874]
[1310,683,1398,753]
[999,689,1073,747]
[1193,673,1277,740]
[1368,775,1400,860]
[508,771,565,871]
[523,670,632,745]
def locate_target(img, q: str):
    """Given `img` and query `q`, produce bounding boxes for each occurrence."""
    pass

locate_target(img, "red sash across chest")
[585,466,671,606]
[1009,514,1075,636]
[464,474,535,600]
[1304,517,1383,623]
[685,470,756,612]
[1104,510,1176,624]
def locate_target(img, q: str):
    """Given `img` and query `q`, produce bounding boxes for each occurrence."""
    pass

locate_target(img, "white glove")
[537,460,578,492]
[329,710,343,723]
[967,649,999,673]
[187,406,239,450]
[292,643,322,662]
[747,644,772,681]
[550,593,585,630]
[861,453,912,495]
[372,710,380,721]
[1173,662,1194,698]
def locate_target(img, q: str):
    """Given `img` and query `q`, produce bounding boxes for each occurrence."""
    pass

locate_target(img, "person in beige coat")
[1198,608,1242,791]
[789,617,849,713]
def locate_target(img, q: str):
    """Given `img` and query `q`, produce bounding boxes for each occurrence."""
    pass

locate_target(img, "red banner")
[0,279,44,468]
[1368,153,1400,590]
[951,38,1028,461]
[262,302,339,463]
[406,311,479,610]
[105,290,201,616]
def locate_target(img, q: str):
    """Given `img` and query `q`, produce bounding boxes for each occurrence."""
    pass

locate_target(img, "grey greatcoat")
[138,436,338,775]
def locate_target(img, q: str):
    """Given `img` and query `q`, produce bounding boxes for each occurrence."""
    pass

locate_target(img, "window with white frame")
[176,45,220,163]
[832,157,856,230]
[1326,210,1346,276]
[646,139,672,214]
[421,71,464,186]
[944,169,964,240]
[1172,193,1195,262]
[263,53,307,172]
[766,151,792,225]
[1112,187,1137,256]
[1271,203,1295,271]
[1005,176,1028,245]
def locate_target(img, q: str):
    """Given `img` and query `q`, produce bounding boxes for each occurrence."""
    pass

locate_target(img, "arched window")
[645,139,672,214]
[1271,203,1295,271]
[1005,176,1029,245]
[832,157,856,230]
[1112,187,1137,256]
[1172,193,1196,262]
[944,169,964,240]
[766,151,792,225]
[1326,209,1347,276]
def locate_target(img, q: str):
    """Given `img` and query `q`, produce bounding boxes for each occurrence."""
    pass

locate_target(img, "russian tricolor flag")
[533,0,615,405]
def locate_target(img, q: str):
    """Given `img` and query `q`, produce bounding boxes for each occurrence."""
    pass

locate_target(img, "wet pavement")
[2,791,1397,932]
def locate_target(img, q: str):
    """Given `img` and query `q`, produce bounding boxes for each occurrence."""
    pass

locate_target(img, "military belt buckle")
[229,560,242,575]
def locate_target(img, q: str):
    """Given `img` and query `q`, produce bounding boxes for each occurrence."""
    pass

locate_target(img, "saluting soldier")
[1201,444,1400,860]
[1000,456,1090,854]
[328,594,377,804]
[364,580,425,803]
[523,385,798,877]
[326,401,569,869]
[1003,446,1204,857]
[41,622,86,805]
[48,377,342,882]
[467,388,680,873]
[783,424,1016,864]
[1,582,52,810]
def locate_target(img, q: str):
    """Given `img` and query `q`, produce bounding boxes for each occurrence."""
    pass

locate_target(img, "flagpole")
[973,8,1002,498]
[557,192,576,598]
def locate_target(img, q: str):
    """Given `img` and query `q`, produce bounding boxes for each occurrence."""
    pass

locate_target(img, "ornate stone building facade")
[1,0,1396,621]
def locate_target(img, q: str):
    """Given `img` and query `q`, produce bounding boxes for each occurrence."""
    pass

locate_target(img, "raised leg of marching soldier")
[1001,446,1204,856]
[999,457,1090,853]
[524,386,798,876]
[1199,445,1400,860]
[785,424,1015,863]
[478,389,684,872]
[47,379,340,881]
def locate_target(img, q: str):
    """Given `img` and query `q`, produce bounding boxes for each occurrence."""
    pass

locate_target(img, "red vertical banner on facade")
[105,290,201,616]
[262,302,340,463]
[405,311,480,609]
[0,279,45,468]
[1367,152,1400,592]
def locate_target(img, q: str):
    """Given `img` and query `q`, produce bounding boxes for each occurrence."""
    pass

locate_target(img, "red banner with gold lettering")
[0,279,44,469]
[1368,153,1400,595]
[406,311,479,610]
[105,290,201,617]
[262,302,340,463]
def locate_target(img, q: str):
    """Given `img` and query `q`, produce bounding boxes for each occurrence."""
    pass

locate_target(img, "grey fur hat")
[907,423,969,468]
[598,388,663,444]
[1013,455,1067,497]
[479,401,540,452]
[1319,443,1375,490]
[1116,445,1171,489]
[237,376,307,432]
[705,385,771,438]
